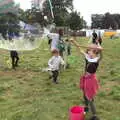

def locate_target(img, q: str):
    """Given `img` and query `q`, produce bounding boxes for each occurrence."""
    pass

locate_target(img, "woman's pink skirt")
[80,73,100,100]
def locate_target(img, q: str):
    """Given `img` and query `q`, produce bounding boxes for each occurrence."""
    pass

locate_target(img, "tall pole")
[48,0,54,19]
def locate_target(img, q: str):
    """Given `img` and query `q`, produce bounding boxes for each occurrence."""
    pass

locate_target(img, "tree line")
[91,12,120,30]
[0,0,87,37]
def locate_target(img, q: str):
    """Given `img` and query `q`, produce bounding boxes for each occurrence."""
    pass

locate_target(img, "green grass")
[0,37,120,120]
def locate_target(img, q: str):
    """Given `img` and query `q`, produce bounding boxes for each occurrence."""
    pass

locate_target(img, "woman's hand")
[88,44,103,50]
[97,46,103,50]
[69,38,80,48]
[69,38,74,43]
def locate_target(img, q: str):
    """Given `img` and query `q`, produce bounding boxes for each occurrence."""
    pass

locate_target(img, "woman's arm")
[98,51,103,61]
[70,38,86,55]
[70,38,103,50]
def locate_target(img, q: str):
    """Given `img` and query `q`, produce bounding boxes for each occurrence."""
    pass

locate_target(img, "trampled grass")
[0,37,120,120]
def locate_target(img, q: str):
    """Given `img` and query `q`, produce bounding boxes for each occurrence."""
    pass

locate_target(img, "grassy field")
[0,37,120,120]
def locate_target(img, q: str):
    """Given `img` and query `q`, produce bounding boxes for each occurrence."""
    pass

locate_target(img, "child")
[65,39,71,56]
[10,50,19,69]
[71,39,103,120]
[48,49,65,84]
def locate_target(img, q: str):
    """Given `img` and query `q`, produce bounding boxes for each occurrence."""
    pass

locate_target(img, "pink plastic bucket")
[69,106,85,120]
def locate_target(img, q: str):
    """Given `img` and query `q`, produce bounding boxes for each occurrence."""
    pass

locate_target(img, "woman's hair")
[65,39,69,42]
[58,29,63,36]
[52,49,59,54]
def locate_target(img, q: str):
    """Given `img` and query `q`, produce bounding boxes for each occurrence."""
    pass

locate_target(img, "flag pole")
[48,0,54,19]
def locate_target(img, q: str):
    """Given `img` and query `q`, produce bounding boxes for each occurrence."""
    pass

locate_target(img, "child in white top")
[47,33,60,51]
[48,49,65,84]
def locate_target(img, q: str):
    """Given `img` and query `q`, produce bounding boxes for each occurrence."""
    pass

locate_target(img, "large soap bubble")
[0,0,55,51]
[0,22,55,51]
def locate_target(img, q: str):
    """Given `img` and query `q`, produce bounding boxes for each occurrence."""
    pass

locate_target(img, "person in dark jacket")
[10,51,19,69]
[92,30,98,44]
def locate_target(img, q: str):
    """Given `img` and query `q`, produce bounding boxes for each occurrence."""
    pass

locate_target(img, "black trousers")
[11,56,19,69]
[10,51,19,69]
[52,70,59,82]
[68,48,71,55]
[84,95,97,115]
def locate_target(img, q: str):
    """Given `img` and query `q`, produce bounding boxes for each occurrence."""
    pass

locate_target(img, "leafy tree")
[91,14,104,29]
[103,13,118,29]
[0,0,20,39]
[91,13,120,29]
[19,8,47,27]
[43,0,73,26]
[67,11,85,30]
[0,13,20,39]
[0,14,8,39]
[113,14,120,28]
[21,0,73,27]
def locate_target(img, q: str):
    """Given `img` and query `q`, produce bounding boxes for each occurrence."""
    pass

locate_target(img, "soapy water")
[0,0,55,51]
[0,35,42,51]
[0,25,54,51]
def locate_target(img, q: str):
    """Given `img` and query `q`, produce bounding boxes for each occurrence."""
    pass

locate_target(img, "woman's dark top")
[10,51,18,57]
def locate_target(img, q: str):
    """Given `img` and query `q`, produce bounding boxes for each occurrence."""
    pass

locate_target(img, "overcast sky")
[15,0,120,25]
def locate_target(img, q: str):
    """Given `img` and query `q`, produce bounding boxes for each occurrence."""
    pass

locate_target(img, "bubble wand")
[48,0,54,19]
[70,38,103,50]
